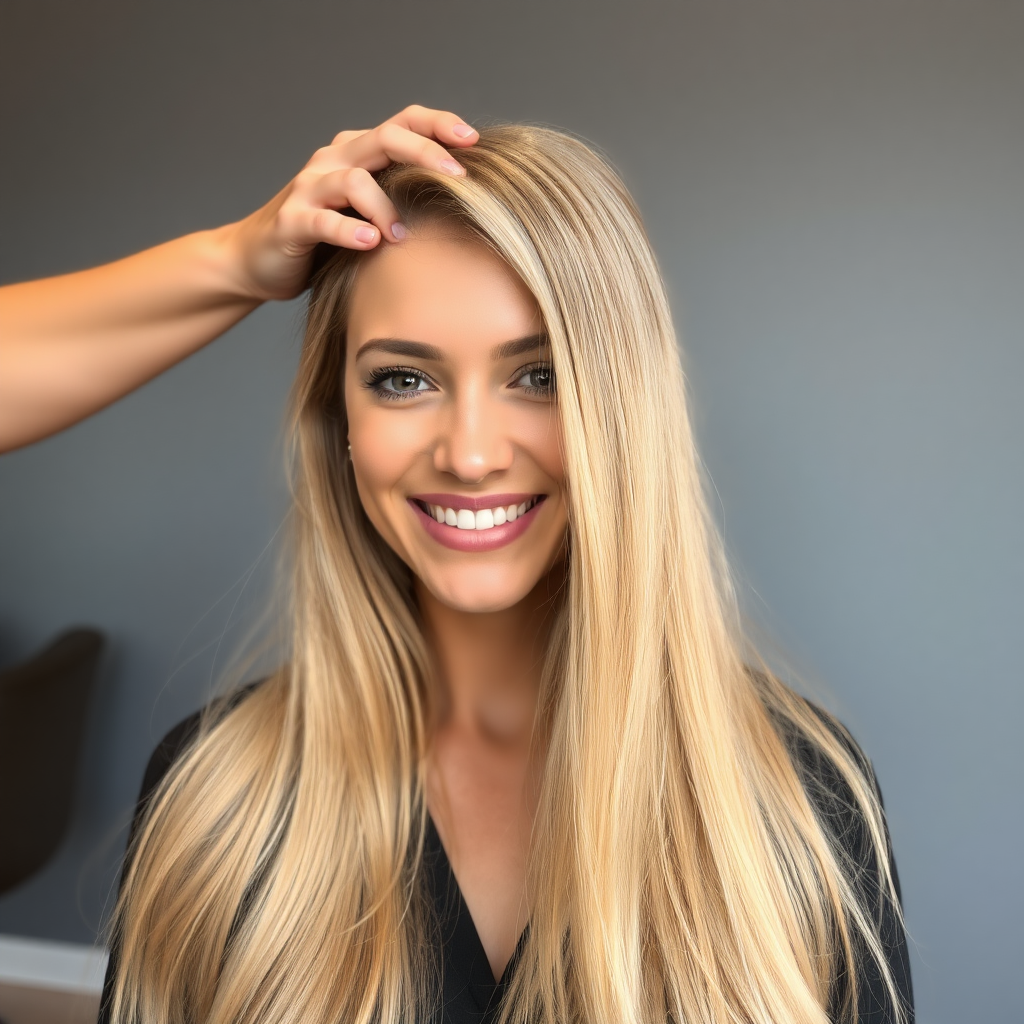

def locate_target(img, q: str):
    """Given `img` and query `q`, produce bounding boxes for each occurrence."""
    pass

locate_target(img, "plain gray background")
[1,2,1021,1021]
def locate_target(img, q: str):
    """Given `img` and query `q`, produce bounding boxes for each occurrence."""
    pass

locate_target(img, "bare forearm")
[0,226,261,452]
[0,106,480,454]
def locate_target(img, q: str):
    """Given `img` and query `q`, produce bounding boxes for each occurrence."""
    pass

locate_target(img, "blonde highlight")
[107,125,908,1024]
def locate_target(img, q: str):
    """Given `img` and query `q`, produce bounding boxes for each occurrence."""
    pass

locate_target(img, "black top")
[99,691,913,1023]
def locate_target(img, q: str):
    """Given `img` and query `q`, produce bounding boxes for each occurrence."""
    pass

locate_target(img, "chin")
[418,566,540,614]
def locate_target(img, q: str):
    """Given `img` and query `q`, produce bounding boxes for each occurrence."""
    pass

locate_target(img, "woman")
[91,122,913,1023]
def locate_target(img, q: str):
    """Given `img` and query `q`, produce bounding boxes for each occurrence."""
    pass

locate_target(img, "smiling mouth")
[412,495,545,531]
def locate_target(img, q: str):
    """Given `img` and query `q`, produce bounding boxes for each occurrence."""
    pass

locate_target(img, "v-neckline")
[424,812,530,995]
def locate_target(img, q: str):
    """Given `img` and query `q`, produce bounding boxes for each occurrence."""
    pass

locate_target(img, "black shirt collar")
[423,813,529,1022]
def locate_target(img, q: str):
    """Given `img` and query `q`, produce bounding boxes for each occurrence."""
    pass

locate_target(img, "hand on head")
[228,105,479,302]
[0,104,478,452]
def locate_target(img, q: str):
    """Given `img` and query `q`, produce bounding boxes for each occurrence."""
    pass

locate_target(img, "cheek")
[348,407,422,516]
[345,367,417,480]
[521,407,566,486]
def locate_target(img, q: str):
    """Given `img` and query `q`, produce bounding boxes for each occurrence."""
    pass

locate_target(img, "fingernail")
[355,225,377,243]
[440,158,464,176]
[391,222,408,241]
[452,123,475,139]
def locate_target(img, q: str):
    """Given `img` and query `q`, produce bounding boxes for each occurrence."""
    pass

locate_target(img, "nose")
[432,380,515,483]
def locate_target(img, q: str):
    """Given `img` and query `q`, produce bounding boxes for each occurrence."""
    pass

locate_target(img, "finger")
[309,166,406,243]
[313,109,476,178]
[295,207,384,251]
[385,104,478,148]
[331,128,370,147]
[344,121,467,177]
[301,130,373,175]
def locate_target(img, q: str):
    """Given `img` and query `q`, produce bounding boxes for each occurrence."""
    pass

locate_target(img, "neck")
[415,568,564,744]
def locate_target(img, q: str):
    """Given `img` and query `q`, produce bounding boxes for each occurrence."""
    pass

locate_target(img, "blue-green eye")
[364,366,434,400]
[513,363,555,396]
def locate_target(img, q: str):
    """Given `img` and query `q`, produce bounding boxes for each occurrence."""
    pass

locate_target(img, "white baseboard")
[0,934,108,994]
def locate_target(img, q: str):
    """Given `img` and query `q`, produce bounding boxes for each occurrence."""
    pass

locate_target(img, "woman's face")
[344,225,568,613]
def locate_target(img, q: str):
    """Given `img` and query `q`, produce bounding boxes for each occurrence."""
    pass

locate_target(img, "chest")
[426,734,536,983]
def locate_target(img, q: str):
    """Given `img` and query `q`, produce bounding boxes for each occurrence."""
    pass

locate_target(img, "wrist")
[198,220,267,305]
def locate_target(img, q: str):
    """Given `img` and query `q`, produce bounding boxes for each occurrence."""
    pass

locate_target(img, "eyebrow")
[355,333,549,362]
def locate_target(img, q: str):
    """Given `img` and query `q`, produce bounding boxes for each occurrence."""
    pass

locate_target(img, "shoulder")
[763,691,915,1022]
[781,697,894,897]
[136,710,202,805]
[766,690,883,821]
[99,680,269,1024]
[133,679,267,815]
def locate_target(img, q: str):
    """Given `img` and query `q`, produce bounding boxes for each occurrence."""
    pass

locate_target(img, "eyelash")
[361,362,556,402]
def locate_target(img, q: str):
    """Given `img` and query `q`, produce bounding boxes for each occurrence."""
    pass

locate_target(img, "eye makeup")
[511,362,555,397]
[361,362,556,401]
[362,365,436,401]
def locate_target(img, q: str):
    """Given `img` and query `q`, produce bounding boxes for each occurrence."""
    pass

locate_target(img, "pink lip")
[407,495,547,552]
[410,492,540,512]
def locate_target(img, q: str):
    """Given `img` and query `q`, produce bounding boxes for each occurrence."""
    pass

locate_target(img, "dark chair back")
[0,628,105,894]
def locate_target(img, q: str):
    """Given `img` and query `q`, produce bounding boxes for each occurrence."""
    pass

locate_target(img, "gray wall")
[1,3,1020,1021]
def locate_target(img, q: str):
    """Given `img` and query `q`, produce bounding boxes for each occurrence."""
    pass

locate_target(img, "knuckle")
[277,207,306,242]
[339,167,371,195]
[310,209,333,238]
[303,147,332,172]
[289,176,315,201]
[377,121,402,145]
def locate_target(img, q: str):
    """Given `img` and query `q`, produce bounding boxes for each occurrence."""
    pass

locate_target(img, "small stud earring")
[347,443,352,457]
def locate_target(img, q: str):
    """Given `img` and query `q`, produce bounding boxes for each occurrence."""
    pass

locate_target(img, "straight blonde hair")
[108,125,908,1024]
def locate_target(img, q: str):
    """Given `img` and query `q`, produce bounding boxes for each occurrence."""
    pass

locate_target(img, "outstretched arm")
[0,105,477,453]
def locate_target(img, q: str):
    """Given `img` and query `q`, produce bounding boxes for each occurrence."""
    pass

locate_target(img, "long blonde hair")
[108,125,907,1024]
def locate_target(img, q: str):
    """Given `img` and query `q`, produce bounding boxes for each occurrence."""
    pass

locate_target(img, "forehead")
[346,229,542,353]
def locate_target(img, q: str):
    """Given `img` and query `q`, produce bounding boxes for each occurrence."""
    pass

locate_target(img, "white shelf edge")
[0,934,108,995]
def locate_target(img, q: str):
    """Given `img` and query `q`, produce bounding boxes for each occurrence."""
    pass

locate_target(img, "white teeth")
[425,497,541,530]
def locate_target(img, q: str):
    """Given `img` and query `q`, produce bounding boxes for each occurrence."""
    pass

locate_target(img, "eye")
[363,366,435,401]
[512,363,555,396]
